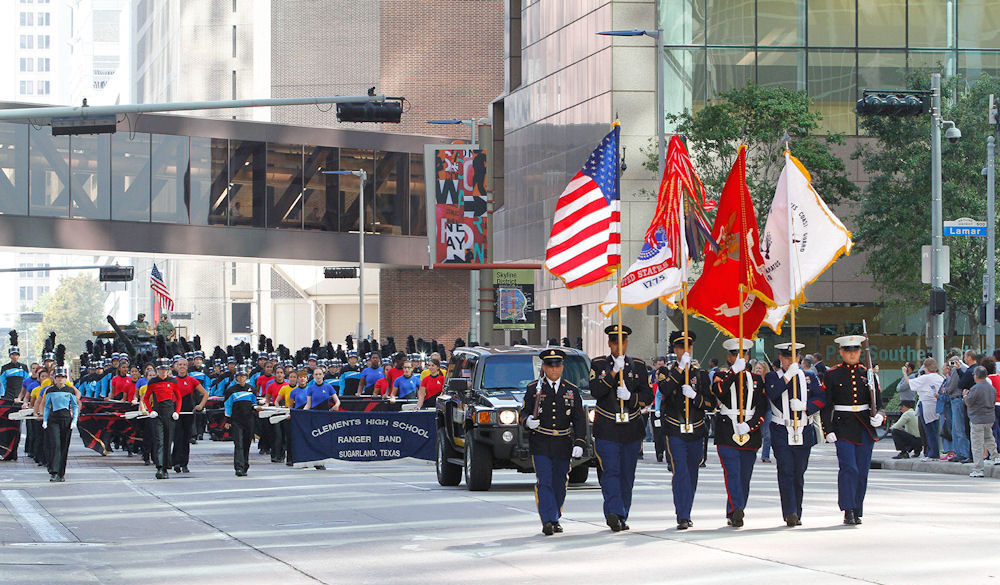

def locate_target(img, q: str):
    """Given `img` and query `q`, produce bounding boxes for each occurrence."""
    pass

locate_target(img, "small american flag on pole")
[543,125,621,288]
[150,264,174,312]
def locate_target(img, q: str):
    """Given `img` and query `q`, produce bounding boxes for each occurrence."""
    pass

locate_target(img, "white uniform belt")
[770,404,807,425]
[833,404,869,412]
[718,407,754,417]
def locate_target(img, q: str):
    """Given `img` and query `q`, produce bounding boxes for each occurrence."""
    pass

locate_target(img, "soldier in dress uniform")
[520,348,588,536]
[712,338,767,527]
[764,342,827,527]
[821,335,885,526]
[589,324,653,532]
[657,331,714,530]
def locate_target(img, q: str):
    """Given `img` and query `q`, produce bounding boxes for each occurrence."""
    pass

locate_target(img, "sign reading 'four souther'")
[289,410,437,463]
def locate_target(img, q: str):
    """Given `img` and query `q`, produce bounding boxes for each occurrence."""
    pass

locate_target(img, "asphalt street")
[0,437,996,585]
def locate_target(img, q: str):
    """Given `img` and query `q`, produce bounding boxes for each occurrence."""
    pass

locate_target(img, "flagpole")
[784,146,801,436]
[614,121,626,421]
[735,286,748,445]
[680,180,691,427]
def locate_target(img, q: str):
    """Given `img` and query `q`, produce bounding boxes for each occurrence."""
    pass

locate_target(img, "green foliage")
[32,275,107,361]
[854,72,1000,325]
[661,83,857,217]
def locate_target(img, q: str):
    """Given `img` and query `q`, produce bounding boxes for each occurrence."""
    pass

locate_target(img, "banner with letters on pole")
[289,410,436,463]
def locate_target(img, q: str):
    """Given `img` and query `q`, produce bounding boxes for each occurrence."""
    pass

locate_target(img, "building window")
[37,12,49,26]
[19,35,34,49]
[37,80,49,95]
[36,286,49,298]
[20,0,34,4]
[37,35,50,49]
[19,286,34,302]
[19,81,33,95]
[38,264,49,277]
[37,58,49,71]
[20,12,34,26]
[19,58,33,72]
[232,25,237,58]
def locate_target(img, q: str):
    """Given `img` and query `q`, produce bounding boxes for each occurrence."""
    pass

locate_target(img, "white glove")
[70,421,77,430]
[148,411,159,419]
[525,415,540,430]
[171,412,179,421]
[870,413,884,427]
[571,446,583,459]
[788,398,807,411]
[734,421,751,435]
[612,355,626,373]
[42,422,48,429]
[682,384,697,399]
[782,363,801,381]
[731,357,746,374]
[678,352,691,369]
[616,385,631,400]
[825,432,837,443]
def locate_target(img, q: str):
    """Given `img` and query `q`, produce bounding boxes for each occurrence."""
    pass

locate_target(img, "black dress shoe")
[620,518,630,531]
[854,513,862,525]
[56,476,65,482]
[606,514,624,532]
[730,508,744,528]
[677,520,689,530]
[542,521,554,536]
[174,465,182,473]
[181,466,190,473]
[552,523,563,533]
[49,474,57,482]
[844,510,858,525]
[656,454,664,462]
[785,513,799,527]
[891,452,909,459]
[155,470,167,480]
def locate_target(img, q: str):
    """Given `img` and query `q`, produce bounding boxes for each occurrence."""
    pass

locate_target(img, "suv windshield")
[480,354,591,397]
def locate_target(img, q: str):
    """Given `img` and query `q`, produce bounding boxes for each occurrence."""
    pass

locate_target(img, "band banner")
[289,410,436,463]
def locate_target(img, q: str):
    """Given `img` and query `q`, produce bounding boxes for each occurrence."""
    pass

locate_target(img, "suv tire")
[464,438,493,491]
[568,464,589,485]
[436,429,462,486]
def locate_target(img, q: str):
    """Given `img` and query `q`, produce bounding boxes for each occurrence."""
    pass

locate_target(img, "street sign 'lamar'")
[943,217,988,237]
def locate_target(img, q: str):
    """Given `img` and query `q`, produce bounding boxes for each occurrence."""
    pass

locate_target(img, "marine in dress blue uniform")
[712,338,767,528]
[657,331,714,529]
[820,335,885,526]
[763,342,828,527]
[519,348,588,536]
[589,324,654,532]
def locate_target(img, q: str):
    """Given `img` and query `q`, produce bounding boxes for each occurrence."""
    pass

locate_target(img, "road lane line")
[0,489,77,543]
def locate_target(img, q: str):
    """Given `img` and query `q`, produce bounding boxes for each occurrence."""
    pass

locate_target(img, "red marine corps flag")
[686,145,775,338]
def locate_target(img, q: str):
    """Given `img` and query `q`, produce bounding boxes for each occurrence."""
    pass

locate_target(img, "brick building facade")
[378,268,472,350]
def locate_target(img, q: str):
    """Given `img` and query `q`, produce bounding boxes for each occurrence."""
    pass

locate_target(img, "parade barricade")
[289,408,436,463]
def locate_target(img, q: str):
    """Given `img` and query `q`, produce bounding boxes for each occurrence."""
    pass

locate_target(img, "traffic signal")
[99,266,134,282]
[336,101,403,123]
[929,287,947,315]
[978,304,1000,325]
[855,93,929,117]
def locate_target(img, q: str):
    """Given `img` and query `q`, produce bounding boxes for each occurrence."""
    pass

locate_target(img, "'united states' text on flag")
[150,264,174,312]
[544,126,621,289]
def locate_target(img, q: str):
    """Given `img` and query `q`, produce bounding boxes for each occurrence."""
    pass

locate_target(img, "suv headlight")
[498,409,518,425]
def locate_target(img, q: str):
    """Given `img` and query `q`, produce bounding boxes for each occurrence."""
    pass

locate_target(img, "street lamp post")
[598,28,668,356]
[324,169,368,342]
[930,74,945,365]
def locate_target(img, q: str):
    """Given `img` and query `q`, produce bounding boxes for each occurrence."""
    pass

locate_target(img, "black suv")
[435,345,597,491]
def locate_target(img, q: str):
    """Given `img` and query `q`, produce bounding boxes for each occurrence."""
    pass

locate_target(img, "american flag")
[150,264,174,312]
[544,126,620,288]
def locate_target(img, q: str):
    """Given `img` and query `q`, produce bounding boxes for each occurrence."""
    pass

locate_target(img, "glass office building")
[659,0,1000,134]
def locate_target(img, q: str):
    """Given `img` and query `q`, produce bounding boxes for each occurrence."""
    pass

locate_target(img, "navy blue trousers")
[594,438,640,520]
[717,444,758,517]
[532,454,570,524]
[835,432,874,516]
[770,424,812,520]
[666,436,703,522]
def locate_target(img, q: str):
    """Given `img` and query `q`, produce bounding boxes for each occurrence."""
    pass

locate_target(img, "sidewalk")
[872,456,1000,478]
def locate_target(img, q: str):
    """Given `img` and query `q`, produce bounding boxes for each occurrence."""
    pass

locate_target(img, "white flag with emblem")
[761,152,853,334]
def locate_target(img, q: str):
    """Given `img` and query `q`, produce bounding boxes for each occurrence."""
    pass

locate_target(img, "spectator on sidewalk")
[988,366,1000,451]
[890,400,921,459]
[963,366,998,478]
[949,350,979,463]
[909,357,943,461]
[896,362,917,402]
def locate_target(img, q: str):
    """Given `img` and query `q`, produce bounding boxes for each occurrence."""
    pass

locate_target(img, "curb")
[872,457,1000,478]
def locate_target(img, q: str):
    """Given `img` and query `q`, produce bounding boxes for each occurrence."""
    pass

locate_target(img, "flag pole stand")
[733,287,750,446]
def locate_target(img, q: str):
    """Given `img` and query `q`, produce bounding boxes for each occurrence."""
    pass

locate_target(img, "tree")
[853,73,1000,345]
[32,274,108,361]
[661,83,857,218]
